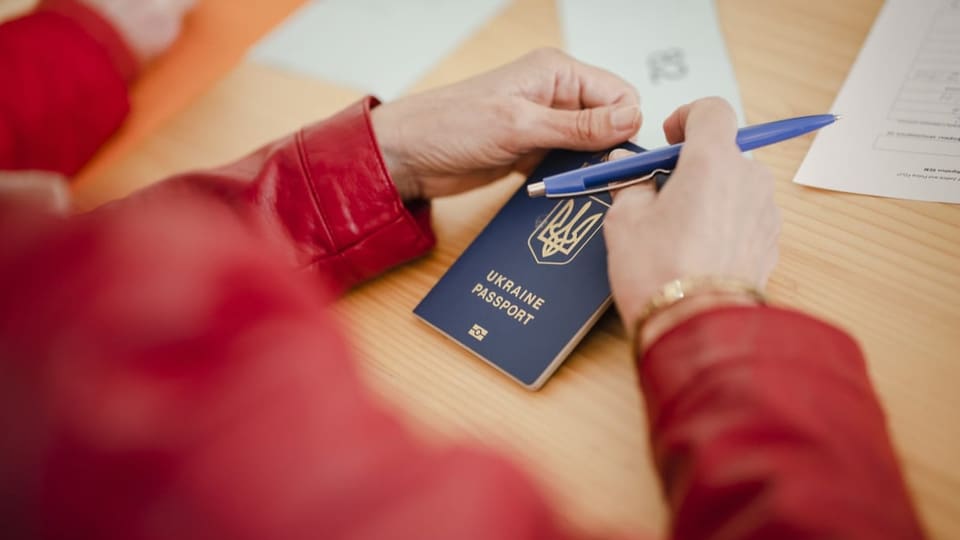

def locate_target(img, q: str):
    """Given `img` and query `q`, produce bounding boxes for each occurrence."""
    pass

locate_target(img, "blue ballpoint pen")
[526,114,839,198]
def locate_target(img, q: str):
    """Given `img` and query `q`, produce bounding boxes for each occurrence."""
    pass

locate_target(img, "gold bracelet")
[634,276,767,344]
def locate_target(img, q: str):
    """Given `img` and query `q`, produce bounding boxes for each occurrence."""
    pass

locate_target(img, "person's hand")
[79,0,195,63]
[371,48,641,200]
[602,97,781,347]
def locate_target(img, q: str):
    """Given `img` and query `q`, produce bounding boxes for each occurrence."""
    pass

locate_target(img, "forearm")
[639,305,924,539]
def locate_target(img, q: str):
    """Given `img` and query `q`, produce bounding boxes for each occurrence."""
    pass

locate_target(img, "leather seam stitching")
[295,129,358,281]
[302,98,432,279]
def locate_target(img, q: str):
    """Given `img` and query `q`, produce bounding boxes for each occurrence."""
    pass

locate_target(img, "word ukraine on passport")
[471,270,546,326]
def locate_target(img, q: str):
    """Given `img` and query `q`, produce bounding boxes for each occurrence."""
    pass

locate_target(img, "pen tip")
[833,113,844,121]
[527,182,546,198]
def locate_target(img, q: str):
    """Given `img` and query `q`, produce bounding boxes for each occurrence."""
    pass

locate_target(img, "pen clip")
[547,168,673,198]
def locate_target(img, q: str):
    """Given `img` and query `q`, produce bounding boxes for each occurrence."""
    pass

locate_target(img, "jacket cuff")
[38,0,138,84]
[297,96,436,289]
[638,306,865,421]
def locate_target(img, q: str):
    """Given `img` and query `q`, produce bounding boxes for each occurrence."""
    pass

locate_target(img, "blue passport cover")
[414,143,642,390]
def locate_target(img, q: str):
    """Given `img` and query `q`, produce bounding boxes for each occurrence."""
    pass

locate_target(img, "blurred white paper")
[250,0,508,100]
[794,0,960,203]
[558,0,744,149]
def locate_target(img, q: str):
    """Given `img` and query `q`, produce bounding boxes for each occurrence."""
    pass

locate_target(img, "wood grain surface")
[65,0,960,537]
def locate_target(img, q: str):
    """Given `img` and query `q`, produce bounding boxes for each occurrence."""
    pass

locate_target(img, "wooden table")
[70,0,960,537]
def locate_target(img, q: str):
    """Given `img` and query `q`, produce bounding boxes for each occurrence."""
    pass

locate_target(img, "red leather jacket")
[0,0,135,176]
[0,5,925,539]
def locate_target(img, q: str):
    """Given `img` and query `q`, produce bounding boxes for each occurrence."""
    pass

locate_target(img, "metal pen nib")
[527,182,547,198]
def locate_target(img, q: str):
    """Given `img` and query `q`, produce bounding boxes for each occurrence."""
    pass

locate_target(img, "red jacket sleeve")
[640,307,926,539]
[139,96,436,293]
[0,0,135,176]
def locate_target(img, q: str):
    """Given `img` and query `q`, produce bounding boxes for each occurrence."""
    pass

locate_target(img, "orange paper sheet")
[73,0,304,189]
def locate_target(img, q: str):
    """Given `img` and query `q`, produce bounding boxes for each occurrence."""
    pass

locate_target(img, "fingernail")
[612,105,640,130]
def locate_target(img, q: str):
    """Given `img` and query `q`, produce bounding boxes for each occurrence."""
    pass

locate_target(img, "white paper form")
[250,0,508,100]
[794,0,960,203]
[557,0,745,149]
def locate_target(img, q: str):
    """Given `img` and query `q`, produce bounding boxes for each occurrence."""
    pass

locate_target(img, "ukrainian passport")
[414,143,643,390]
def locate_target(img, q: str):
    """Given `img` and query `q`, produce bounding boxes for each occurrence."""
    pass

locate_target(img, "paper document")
[250,0,508,100]
[794,0,960,203]
[557,0,745,149]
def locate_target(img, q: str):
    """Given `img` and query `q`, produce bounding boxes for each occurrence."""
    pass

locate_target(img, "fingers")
[663,97,738,153]
[565,55,641,109]
[682,97,739,153]
[668,98,741,185]
[528,102,641,151]
[523,48,640,110]
[507,49,644,151]
[662,103,692,144]
[606,149,656,204]
[611,182,657,208]
[683,97,738,150]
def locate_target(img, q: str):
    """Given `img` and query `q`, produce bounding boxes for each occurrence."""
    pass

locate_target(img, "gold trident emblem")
[528,197,609,265]
[537,200,603,257]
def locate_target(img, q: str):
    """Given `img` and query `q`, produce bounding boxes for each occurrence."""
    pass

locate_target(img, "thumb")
[528,103,641,151]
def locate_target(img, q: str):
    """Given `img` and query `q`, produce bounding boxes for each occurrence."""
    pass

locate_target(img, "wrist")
[370,105,421,201]
[636,291,762,352]
[629,276,766,354]
[386,163,421,201]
